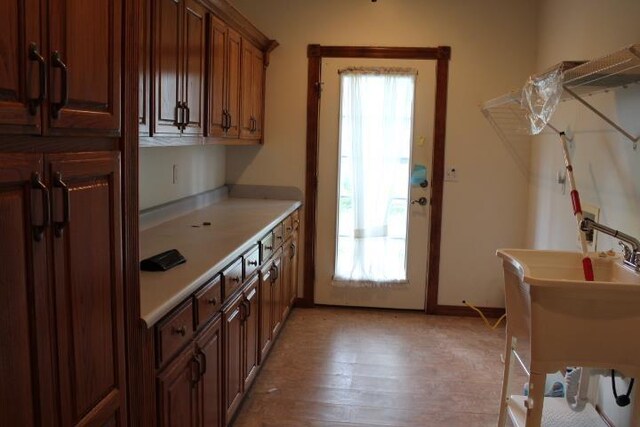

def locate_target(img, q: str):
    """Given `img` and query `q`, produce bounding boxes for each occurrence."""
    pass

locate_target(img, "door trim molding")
[303,44,451,314]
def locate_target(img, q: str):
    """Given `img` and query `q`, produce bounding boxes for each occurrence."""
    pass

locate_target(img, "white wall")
[139,145,226,210]
[528,1,640,424]
[228,0,538,308]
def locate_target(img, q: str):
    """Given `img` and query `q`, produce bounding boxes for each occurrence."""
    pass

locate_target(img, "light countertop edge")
[140,198,302,327]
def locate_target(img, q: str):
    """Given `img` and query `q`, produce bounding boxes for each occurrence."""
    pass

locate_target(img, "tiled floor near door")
[232,307,507,426]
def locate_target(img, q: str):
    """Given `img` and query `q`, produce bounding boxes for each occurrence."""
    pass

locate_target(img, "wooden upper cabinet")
[139,0,151,135]
[182,0,206,136]
[153,0,183,136]
[239,41,264,141]
[0,0,43,135]
[0,0,122,136]
[250,47,264,139]
[226,30,242,138]
[47,152,127,426]
[47,0,121,135]
[0,154,56,426]
[152,0,205,137]
[208,17,241,139]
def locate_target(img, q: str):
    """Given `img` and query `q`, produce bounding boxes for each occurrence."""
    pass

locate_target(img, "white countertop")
[140,198,301,327]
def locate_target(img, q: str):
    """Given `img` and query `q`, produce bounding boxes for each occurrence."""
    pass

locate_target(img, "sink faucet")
[580,217,640,272]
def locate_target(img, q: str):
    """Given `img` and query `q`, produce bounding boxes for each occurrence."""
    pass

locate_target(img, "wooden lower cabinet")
[223,293,244,423]
[0,154,54,426]
[157,344,199,427]
[150,209,301,427]
[223,274,260,425]
[198,318,223,427]
[157,316,222,427]
[259,262,274,360]
[270,252,283,337]
[0,152,127,426]
[243,275,260,390]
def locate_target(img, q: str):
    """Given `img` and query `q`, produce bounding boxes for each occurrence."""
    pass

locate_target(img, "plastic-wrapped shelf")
[481,43,640,143]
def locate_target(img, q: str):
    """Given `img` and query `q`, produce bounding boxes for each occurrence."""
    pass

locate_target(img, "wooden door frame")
[302,45,450,314]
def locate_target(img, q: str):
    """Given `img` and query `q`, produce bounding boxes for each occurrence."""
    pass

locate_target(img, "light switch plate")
[445,167,458,182]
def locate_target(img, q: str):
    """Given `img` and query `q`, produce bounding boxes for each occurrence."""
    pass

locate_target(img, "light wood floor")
[232,307,507,426]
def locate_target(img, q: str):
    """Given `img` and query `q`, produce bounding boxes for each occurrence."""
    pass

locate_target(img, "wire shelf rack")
[481,43,640,149]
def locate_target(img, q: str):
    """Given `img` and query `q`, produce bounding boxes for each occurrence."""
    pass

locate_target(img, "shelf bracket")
[563,86,639,150]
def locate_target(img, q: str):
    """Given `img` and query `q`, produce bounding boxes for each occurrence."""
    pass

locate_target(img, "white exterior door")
[315,58,435,310]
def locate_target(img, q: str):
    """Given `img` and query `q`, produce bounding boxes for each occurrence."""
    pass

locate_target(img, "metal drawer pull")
[265,245,273,251]
[28,43,47,115]
[197,349,207,376]
[207,297,217,305]
[53,172,70,238]
[31,172,50,242]
[172,325,187,336]
[230,276,241,283]
[191,356,200,386]
[50,51,68,119]
[247,260,258,266]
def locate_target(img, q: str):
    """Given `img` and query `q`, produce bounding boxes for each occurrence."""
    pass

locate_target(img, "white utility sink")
[496,249,640,426]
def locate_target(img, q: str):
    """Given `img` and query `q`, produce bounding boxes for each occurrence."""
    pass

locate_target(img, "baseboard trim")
[434,304,505,319]
[293,297,315,308]
[293,298,505,319]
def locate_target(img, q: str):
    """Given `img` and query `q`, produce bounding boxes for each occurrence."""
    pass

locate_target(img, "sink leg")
[525,372,545,426]
[498,333,514,427]
[632,384,640,427]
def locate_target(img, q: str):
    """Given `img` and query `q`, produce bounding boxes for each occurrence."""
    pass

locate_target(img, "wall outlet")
[445,167,458,182]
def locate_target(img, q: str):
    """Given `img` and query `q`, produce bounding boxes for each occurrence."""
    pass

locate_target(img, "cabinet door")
[0,154,56,426]
[270,256,283,337]
[281,237,293,320]
[289,234,299,307]
[223,294,244,423]
[154,0,183,136]
[226,28,241,138]
[258,263,273,361]
[47,0,121,134]
[250,48,264,140]
[182,0,205,136]
[139,0,151,135]
[238,40,253,139]
[0,0,42,134]
[47,152,127,426]
[197,316,222,427]
[243,274,259,390]
[208,16,227,138]
[158,345,199,427]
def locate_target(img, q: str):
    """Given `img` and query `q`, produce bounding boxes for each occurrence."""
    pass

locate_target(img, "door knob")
[411,197,428,206]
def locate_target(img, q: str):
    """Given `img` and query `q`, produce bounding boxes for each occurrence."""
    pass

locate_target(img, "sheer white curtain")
[333,68,416,287]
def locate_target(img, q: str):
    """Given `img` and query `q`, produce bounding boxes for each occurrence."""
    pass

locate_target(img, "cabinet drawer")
[283,215,294,238]
[244,245,260,279]
[273,222,284,248]
[222,258,244,300]
[291,209,300,230]
[156,300,195,366]
[194,275,222,329]
[259,232,275,263]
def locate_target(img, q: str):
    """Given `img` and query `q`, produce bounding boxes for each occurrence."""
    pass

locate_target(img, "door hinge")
[315,81,324,97]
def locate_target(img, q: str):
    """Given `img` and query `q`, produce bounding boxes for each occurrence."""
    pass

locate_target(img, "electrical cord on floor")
[611,369,635,407]
[462,300,506,330]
